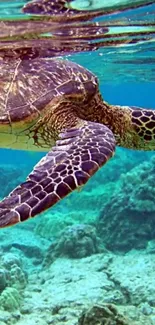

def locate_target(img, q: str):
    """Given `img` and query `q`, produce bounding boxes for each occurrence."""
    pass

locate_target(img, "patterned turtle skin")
[0,55,154,228]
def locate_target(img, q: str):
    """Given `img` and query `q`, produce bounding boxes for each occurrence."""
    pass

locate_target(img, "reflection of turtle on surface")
[0,51,155,228]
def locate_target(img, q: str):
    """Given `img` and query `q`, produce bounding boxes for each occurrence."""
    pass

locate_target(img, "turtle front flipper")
[0,121,115,228]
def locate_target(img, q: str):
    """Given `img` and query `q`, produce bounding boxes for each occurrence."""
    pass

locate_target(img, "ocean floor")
[0,237,155,324]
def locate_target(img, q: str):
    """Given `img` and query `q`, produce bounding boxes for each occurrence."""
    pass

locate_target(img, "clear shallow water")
[0,1,155,324]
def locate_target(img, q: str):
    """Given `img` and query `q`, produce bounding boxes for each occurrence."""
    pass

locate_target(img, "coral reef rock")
[98,156,155,252]
[0,287,21,312]
[78,304,131,325]
[1,253,27,290]
[0,253,27,312]
[43,224,101,266]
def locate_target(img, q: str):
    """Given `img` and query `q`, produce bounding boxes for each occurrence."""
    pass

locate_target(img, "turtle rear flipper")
[0,120,115,228]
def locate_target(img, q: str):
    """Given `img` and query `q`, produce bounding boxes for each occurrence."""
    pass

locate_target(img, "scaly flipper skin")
[0,121,115,228]
[131,107,155,146]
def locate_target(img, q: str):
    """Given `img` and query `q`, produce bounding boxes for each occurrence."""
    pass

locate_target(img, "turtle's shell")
[0,57,98,126]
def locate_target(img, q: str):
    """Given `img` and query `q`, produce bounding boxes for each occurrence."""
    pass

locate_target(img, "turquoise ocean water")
[0,1,155,324]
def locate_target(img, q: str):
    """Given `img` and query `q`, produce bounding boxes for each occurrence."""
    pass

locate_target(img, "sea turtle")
[0,53,154,228]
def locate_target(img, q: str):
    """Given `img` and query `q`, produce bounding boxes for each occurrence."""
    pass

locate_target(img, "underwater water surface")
[0,1,155,324]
